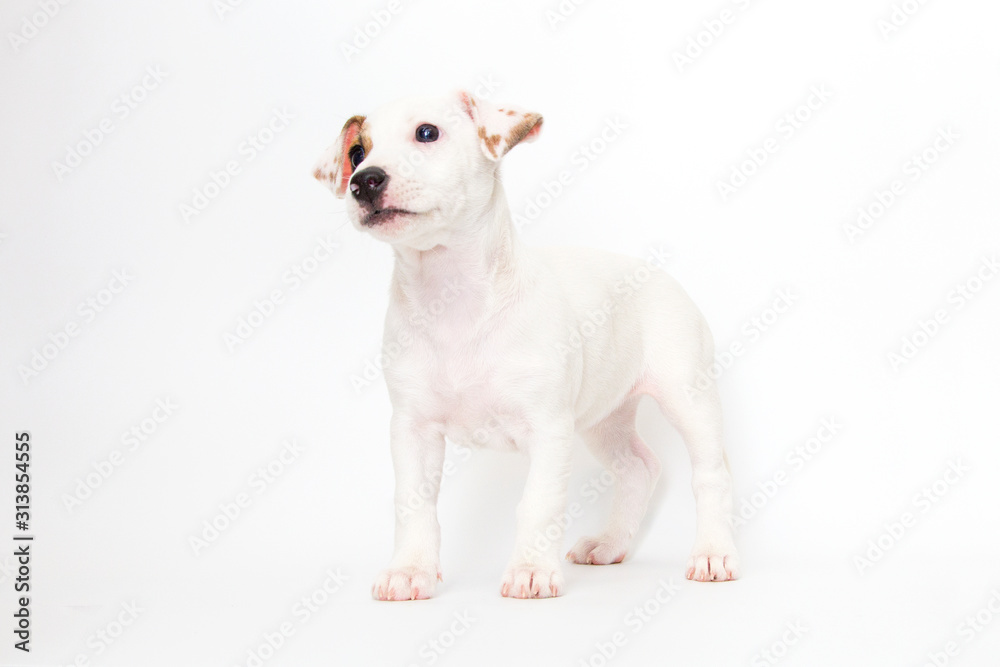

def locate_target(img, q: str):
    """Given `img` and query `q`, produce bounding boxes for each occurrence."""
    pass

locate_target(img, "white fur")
[315,92,740,600]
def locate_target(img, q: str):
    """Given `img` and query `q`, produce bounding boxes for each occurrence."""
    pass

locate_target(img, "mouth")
[361,207,417,227]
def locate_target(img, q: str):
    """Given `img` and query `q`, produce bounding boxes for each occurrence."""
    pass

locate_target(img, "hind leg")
[654,375,740,582]
[566,397,661,565]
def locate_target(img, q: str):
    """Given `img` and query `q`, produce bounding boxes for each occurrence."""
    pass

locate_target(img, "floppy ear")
[314,115,366,197]
[459,91,543,161]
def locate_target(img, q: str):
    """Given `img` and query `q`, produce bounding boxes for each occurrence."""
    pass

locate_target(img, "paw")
[566,536,628,565]
[372,565,441,601]
[686,547,740,582]
[500,563,564,599]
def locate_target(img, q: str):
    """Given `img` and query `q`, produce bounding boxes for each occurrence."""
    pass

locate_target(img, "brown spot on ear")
[340,115,371,158]
[505,110,516,116]
[341,116,366,144]
[478,126,502,157]
[358,131,372,154]
[505,113,542,148]
[337,115,366,193]
[342,115,366,129]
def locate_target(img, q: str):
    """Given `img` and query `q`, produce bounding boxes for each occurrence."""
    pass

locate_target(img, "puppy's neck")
[389,184,527,322]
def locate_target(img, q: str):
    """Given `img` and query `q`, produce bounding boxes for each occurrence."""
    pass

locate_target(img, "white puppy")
[315,91,740,600]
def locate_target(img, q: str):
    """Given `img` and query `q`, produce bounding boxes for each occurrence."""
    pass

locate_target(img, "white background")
[2,0,999,665]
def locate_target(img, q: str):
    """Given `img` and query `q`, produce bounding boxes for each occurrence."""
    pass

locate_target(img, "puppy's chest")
[388,302,537,450]
[427,362,524,451]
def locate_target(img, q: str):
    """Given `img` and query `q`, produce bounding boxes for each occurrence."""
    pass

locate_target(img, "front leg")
[372,414,445,601]
[502,425,574,599]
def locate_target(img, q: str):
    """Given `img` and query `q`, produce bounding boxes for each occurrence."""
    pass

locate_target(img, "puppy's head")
[314,91,542,249]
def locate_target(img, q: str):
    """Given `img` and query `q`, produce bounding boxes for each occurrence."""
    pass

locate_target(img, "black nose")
[349,167,388,205]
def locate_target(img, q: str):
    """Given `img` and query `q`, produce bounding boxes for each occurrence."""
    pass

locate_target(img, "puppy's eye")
[348,145,365,170]
[415,124,439,143]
